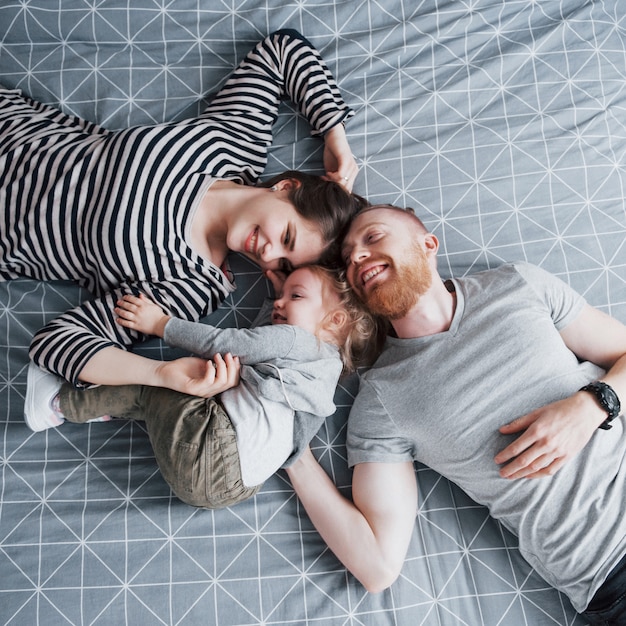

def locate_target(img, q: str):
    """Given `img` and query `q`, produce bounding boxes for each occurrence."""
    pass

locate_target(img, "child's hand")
[115,293,170,337]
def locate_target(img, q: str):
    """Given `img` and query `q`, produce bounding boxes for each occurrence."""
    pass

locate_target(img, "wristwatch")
[579,381,622,430]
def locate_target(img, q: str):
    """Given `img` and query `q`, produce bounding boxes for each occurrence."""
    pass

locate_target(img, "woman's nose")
[260,240,285,265]
[259,241,272,260]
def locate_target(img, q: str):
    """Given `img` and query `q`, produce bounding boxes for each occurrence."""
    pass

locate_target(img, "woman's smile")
[245,227,260,257]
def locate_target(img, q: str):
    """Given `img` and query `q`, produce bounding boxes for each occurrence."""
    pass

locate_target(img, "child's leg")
[137,388,261,509]
[59,383,145,423]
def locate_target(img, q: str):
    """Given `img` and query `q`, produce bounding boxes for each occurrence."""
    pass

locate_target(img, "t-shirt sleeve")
[346,377,415,468]
[514,262,586,330]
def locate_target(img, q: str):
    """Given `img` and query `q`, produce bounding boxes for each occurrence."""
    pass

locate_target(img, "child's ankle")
[50,392,65,419]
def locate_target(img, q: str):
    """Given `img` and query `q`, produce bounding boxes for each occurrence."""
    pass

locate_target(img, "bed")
[1,1,625,624]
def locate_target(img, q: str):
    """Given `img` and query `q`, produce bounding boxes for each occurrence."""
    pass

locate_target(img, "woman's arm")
[28,281,218,387]
[323,123,359,190]
[201,30,357,184]
[78,347,240,397]
[286,448,417,592]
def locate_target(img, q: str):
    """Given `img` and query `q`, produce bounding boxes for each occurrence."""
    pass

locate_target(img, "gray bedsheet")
[2,1,625,624]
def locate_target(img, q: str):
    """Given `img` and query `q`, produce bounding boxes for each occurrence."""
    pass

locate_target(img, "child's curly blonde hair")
[307,265,384,375]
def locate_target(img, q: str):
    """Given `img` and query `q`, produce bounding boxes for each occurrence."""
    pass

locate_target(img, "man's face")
[341,208,433,319]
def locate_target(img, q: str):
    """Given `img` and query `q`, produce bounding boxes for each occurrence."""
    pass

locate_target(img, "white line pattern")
[2,0,625,624]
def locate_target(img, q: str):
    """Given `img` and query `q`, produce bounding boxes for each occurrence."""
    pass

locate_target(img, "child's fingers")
[114,308,136,327]
[116,294,145,309]
[114,307,130,320]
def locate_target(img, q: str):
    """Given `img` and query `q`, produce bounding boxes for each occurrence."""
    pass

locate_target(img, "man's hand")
[153,353,241,397]
[115,293,170,337]
[323,124,359,191]
[495,392,604,479]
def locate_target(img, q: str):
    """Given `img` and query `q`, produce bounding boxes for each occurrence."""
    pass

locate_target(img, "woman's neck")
[191,179,238,266]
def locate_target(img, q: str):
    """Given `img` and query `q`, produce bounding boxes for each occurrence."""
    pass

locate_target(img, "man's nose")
[348,245,368,265]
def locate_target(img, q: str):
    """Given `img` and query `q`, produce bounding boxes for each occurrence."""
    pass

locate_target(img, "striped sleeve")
[201,29,353,146]
[28,277,229,386]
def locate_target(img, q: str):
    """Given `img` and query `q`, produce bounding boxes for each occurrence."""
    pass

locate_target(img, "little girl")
[24,266,379,508]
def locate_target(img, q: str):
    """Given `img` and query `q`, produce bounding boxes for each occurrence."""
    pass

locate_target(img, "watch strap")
[579,381,621,430]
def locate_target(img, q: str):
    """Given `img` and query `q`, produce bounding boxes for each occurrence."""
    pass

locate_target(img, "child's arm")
[115,294,171,338]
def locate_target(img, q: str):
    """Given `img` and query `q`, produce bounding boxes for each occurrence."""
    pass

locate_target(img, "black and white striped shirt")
[0,30,352,384]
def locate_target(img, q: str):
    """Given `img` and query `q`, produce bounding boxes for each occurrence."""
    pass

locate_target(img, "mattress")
[2,1,625,624]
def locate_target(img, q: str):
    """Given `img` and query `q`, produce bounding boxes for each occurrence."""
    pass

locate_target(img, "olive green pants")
[59,384,261,508]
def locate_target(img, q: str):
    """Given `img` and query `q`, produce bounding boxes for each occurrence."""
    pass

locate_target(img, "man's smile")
[356,262,389,292]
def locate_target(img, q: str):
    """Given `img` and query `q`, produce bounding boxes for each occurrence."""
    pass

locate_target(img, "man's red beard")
[355,245,433,319]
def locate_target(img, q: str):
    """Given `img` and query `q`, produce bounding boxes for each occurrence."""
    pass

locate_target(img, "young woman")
[24,266,379,508]
[0,30,365,393]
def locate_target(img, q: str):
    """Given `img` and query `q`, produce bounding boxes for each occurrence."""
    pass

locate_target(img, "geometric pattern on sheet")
[2,0,625,624]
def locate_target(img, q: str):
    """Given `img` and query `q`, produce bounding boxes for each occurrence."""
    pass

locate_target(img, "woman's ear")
[274,178,301,192]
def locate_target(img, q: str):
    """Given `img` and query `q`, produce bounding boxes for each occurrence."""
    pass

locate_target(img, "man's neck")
[390,278,456,339]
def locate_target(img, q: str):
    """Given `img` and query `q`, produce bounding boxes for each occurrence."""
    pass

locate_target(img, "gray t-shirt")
[347,262,626,612]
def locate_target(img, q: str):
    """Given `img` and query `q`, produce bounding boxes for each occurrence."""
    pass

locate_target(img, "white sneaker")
[24,363,65,432]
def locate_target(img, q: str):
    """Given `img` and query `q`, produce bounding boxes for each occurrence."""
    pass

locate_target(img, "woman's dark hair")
[261,170,369,267]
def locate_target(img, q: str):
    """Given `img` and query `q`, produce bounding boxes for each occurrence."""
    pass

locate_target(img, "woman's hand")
[115,293,170,337]
[323,124,358,191]
[154,353,241,397]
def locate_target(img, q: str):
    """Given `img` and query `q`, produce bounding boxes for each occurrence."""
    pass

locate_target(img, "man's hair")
[262,171,370,267]
[352,203,428,235]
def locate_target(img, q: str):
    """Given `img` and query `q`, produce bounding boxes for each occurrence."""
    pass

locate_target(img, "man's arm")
[496,304,626,479]
[286,447,417,592]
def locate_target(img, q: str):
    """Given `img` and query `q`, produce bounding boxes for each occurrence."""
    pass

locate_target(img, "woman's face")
[228,188,325,272]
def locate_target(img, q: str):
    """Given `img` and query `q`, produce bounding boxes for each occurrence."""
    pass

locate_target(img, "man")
[285,204,626,625]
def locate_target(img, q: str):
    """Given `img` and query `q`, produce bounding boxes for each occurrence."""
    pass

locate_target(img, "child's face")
[272,268,337,335]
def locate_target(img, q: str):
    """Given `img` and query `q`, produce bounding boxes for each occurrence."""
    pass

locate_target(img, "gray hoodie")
[164,318,342,478]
